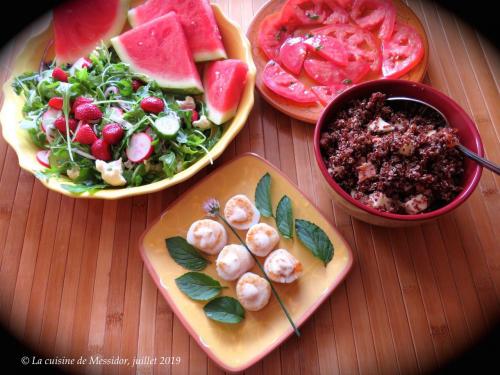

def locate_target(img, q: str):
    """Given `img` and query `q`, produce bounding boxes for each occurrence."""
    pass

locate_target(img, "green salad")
[12,45,222,193]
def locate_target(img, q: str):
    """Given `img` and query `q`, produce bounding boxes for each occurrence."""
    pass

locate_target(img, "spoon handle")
[457,144,500,175]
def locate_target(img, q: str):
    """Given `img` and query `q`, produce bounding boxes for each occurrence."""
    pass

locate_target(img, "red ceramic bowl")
[313,79,484,227]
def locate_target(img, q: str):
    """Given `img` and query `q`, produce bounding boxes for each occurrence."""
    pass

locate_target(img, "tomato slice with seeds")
[311,84,351,105]
[324,2,351,24]
[350,0,386,29]
[281,0,338,26]
[304,57,370,86]
[279,36,308,75]
[262,60,318,104]
[258,13,292,59]
[351,0,396,40]
[382,23,424,78]
[335,0,354,10]
[312,23,381,72]
[378,0,396,40]
[304,34,349,66]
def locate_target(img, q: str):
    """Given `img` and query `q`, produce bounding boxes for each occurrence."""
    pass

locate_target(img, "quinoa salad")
[319,92,465,215]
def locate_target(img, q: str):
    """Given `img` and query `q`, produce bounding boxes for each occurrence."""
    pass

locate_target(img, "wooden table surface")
[0,1,499,374]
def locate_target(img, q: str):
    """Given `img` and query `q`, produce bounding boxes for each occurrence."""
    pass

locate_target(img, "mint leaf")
[203,297,245,324]
[175,272,224,301]
[295,219,334,266]
[276,195,293,239]
[255,173,273,217]
[165,237,208,271]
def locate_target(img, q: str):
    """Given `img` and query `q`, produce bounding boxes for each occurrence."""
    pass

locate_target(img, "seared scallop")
[246,223,280,257]
[236,272,271,311]
[264,249,302,283]
[216,244,255,281]
[186,219,227,255]
[224,194,260,230]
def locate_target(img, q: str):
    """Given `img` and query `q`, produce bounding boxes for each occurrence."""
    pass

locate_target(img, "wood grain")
[0,0,499,374]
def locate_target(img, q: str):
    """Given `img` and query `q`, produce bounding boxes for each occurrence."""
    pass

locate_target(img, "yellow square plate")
[139,153,353,372]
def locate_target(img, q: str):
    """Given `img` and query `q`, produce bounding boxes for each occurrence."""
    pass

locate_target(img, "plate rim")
[247,0,430,124]
[138,151,354,372]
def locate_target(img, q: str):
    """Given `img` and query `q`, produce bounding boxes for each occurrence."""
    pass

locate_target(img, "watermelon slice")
[54,0,130,64]
[128,0,226,62]
[111,12,204,94]
[203,59,248,125]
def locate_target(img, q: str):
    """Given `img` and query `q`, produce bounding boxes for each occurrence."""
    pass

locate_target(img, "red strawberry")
[191,110,199,122]
[74,103,103,122]
[91,139,112,161]
[140,97,164,114]
[102,123,124,145]
[48,97,64,110]
[132,79,143,92]
[54,117,77,133]
[74,124,98,144]
[71,96,93,113]
[52,67,68,82]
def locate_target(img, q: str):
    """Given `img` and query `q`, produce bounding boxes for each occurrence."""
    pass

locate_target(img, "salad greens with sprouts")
[12,45,222,193]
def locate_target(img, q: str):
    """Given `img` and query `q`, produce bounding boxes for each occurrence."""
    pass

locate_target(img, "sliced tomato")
[350,0,386,29]
[281,0,338,26]
[312,23,381,72]
[304,34,349,66]
[382,23,424,78]
[279,37,307,75]
[258,13,292,59]
[311,84,350,105]
[304,57,370,85]
[351,0,396,40]
[324,2,351,24]
[262,60,317,104]
[378,1,396,40]
[335,0,354,10]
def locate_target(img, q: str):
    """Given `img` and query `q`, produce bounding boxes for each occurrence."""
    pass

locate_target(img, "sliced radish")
[41,108,62,133]
[36,150,51,167]
[126,132,153,163]
[69,57,92,75]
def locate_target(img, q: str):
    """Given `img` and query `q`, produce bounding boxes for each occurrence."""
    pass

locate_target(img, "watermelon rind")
[127,7,139,28]
[111,37,204,94]
[194,49,228,63]
[55,0,131,64]
[205,104,233,126]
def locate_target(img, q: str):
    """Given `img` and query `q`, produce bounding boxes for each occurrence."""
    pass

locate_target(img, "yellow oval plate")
[0,4,256,199]
[139,153,353,372]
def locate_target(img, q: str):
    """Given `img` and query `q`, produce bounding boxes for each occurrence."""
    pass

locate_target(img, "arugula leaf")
[175,272,224,301]
[165,236,208,271]
[276,195,293,239]
[160,152,177,177]
[295,219,334,266]
[255,173,273,217]
[203,297,245,324]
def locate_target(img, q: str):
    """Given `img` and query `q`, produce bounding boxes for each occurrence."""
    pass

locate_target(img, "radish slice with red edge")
[41,108,62,133]
[126,132,153,163]
[36,150,51,167]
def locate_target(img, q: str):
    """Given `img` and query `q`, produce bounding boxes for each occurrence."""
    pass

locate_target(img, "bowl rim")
[313,78,484,222]
[0,3,256,200]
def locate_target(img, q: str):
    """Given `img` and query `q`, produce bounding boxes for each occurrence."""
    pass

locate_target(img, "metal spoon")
[386,96,500,175]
